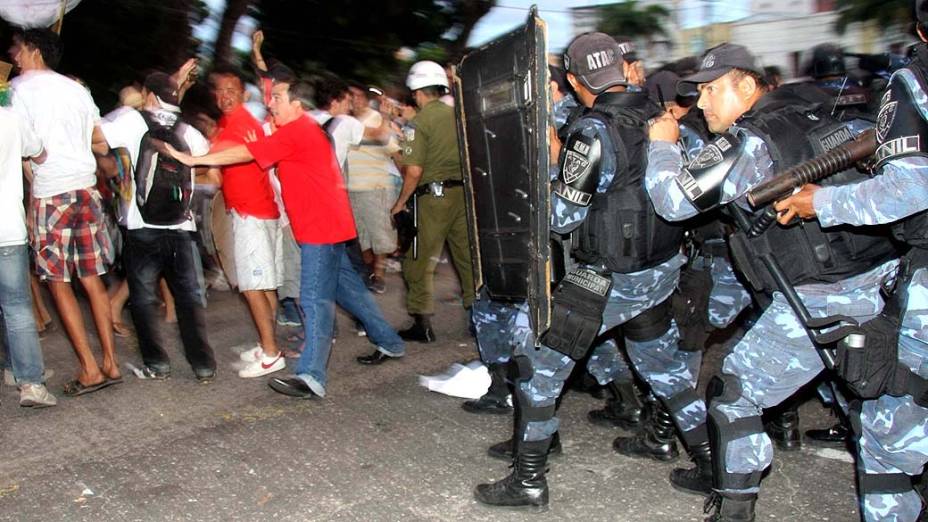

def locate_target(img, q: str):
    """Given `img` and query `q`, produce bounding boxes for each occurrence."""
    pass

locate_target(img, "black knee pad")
[706,373,763,491]
[706,373,742,406]
[624,299,672,343]
[508,355,534,385]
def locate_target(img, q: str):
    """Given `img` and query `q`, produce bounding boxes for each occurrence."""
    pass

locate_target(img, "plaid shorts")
[33,188,113,282]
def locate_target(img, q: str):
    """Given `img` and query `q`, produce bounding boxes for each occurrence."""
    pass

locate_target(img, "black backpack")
[134,111,194,226]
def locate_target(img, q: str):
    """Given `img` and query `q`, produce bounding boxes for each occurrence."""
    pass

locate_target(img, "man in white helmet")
[382,60,474,349]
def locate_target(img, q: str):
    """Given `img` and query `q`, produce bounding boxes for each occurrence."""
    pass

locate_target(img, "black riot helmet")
[810,43,846,79]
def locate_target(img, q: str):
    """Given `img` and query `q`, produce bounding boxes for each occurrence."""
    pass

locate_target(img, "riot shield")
[452,6,551,336]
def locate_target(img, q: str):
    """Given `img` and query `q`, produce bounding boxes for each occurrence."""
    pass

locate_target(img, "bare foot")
[101,360,122,381]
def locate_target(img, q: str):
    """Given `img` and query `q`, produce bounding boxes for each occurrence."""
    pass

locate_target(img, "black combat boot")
[587,380,644,430]
[487,431,562,461]
[474,438,551,511]
[612,400,680,462]
[670,440,713,496]
[805,421,850,445]
[764,406,802,451]
[462,363,512,414]
[398,314,435,343]
[704,491,757,522]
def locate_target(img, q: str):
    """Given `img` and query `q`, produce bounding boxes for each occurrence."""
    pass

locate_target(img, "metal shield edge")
[452,66,483,298]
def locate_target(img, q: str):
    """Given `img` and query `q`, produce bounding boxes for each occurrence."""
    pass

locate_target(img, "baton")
[412,193,418,260]
[729,205,850,370]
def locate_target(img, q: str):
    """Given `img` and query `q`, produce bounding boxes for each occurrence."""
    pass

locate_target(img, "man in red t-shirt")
[169,78,405,399]
[211,69,285,379]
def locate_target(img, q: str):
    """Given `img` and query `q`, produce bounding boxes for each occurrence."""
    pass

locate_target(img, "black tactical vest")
[734,87,898,286]
[877,44,928,249]
[571,91,685,273]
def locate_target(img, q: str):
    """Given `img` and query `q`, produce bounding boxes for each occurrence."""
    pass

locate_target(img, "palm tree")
[834,0,911,34]
[596,0,671,41]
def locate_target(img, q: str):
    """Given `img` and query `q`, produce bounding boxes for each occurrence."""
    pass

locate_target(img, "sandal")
[62,379,113,397]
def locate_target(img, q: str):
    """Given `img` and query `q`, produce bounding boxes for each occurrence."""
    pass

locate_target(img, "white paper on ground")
[418,360,490,399]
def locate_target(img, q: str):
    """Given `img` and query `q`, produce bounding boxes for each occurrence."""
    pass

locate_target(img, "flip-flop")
[62,379,110,397]
[105,376,124,386]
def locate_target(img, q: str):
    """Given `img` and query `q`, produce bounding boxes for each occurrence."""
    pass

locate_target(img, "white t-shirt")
[100,107,209,231]
[11,70,101,198]
[310,110,364,173]
[0,109,44,246]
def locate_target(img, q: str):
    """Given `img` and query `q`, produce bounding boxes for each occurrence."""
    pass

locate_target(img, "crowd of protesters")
[1,26,452,406]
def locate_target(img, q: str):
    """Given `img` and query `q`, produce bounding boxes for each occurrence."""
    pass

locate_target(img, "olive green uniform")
[402,99,475,314]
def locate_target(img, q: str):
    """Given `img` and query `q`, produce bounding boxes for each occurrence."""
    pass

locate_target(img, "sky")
[468,0,752,52]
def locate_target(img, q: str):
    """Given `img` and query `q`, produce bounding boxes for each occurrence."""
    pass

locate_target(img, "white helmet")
[406,60,448,91]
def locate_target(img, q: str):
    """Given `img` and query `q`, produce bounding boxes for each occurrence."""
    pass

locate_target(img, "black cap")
[564,32,627,94]
[143,72,178,106]
[614,37,639,63]
[918,0,928,22]
[678,43,762,95]
[646,70,683,105]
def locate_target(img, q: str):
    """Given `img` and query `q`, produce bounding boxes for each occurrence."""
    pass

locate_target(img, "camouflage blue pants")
[472,290,636,384]
[512,254,706,441]
[710,260,905,500]
[707,256,753,329]
[471,297,520,365]
[857,267,928,521]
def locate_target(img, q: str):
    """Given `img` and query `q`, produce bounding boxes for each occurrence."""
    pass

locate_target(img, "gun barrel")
[747,129,877,208]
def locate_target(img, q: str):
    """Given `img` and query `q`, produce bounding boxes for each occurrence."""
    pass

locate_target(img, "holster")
[671,265,714,352]
[836,251,928,407]
[541,268,613,360]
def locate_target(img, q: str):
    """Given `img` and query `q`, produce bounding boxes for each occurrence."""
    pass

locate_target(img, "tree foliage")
[0,0,208,111]
[596,0,670,41]
[252,0,448,86]
[834,0,912,34]
[251,0,494,87]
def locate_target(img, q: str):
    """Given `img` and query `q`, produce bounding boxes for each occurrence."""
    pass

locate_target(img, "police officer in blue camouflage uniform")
[646,70,753,336]
[775,4,928,519]
[462,64,640,425]
[645,43,902,520]
[474,32,708,511]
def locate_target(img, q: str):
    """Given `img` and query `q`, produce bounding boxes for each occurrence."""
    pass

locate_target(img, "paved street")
[1,263,859,521]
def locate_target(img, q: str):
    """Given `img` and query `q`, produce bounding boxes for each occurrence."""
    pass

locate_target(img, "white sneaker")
[238,352,286,378]
[239,345,264,362]
[20,383,57,408]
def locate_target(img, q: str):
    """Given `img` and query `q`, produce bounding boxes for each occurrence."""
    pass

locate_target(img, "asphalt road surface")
[0,263,859,521]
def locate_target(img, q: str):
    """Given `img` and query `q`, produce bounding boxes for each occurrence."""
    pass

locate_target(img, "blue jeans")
[295,242,403,396]
[0,245,45,384]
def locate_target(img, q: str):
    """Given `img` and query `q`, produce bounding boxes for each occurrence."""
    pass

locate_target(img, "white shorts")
[231,211,282,292]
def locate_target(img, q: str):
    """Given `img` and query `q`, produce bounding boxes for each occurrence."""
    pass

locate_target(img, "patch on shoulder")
[689,143,723,171]
[562,150,591,184]
[877,101,898,143]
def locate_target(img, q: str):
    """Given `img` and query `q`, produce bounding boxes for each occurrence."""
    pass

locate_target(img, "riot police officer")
[474,32,706,511]
[775,3,928,518]
[645,43,901,520]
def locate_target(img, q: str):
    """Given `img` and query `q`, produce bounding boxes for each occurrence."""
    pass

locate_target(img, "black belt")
[415,179,464,197]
